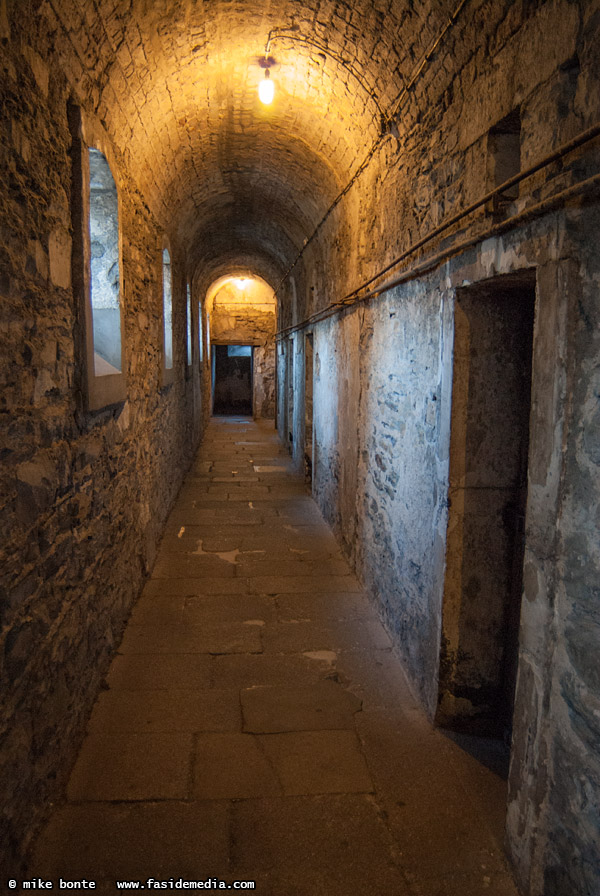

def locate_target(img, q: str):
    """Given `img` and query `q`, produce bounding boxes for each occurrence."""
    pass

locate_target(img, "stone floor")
[30,418,520,895]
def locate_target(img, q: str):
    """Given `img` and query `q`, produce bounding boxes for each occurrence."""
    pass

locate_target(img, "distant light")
[259,70,274,105]
[234,278,248,289]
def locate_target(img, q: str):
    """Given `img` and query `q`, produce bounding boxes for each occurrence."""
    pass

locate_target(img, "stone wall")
[284,211,600,896]
[542,208,600,895]
[252,344,276,420]
[0,18,204,874]
[276,2,600,894]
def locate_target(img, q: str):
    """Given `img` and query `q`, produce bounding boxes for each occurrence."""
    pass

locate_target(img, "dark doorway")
[304,333,314,484]
[438,270,536,743]
[286,339,294,448]
[212,344,253,415]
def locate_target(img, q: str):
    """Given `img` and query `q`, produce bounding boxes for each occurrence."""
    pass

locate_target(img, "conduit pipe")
[276,165,600,339]
[334,121,600,306]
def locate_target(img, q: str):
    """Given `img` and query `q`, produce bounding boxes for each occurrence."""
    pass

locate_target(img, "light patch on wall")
[228,345,252,357]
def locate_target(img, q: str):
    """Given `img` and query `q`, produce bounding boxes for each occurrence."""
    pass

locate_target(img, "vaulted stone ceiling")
[42,0,456,283]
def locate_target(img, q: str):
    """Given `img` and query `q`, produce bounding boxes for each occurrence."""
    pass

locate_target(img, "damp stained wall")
[276,2,600,893]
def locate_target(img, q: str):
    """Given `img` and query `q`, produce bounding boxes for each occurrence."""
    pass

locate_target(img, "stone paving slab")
[166,507,267,525]
[182,592,276,626]
[106,652,213,690]
[127,600,185,626]
[235,557,352,577]
[28,418,519,896]
[408,871,522,896]
[160,528,342,557]
[245,574,363,594]
[259,730,373,796]
[151,553,237,578]
[211,652,338,688]
[32,802,230,882]
[162,521,269,539]
[241,681,362,733]
[441,731,511,836]
[275,590,372,621]
[261,618,392,653]
[334,648,422,709]
[393,812,512,887]
[231,795,410,896]
[239,533,342,555]
[142,576,251,596]
[192,733,282,799]
[119,622,263,655]
[159,531,244,553]
[88,688,241,733]
[67,732,193,801]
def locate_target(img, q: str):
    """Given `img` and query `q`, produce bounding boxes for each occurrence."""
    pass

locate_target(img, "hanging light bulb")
[259,68,274,105]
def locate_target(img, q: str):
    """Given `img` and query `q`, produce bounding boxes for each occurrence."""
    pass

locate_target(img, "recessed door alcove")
[304,333,314,484]
[438,270,536,741]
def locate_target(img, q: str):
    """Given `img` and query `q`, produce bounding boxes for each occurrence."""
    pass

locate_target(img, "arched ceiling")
[44,0,456,284]
[206,275,276,316]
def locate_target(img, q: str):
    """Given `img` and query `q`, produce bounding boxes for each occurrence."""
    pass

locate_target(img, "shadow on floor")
[440,730,511,780]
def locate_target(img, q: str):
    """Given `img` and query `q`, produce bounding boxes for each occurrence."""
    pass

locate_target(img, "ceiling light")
[259,69,274,105]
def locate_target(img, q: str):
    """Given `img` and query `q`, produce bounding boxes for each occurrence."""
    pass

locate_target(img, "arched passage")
[205,274,277,419]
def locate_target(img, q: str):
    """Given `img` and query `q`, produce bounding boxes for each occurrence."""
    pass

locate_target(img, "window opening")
[88,148,122,375]
[304,333,314,484]
[287,337,294,447]
[186,283,192,367]
[487,109,521,218]
[162,248,173,371]
[198,302,204,363]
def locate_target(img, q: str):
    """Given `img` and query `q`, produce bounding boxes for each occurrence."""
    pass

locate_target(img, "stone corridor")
[30,418,518,895]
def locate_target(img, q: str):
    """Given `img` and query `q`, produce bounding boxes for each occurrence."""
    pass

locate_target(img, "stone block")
[15,454,59,524]
[192,732,281,799]
[106,652,212,690]
[259,730,373,796]
[151,553,236,578]
[241,681,361,733]
[212,652,334,689]
[262,618,392,653]
[275,590,370,622]
[88,687,241,733]
[231,794,410,894]
[182,592,275,626]
[245,575,363,594]
[31,801,230,881]
[67,731,193,801]
[48,227,72,289]
[118,622,262,655]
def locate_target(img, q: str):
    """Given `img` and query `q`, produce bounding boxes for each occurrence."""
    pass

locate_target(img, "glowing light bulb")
[234,278,248,289]
[259,71,274,105]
